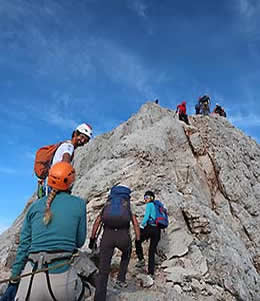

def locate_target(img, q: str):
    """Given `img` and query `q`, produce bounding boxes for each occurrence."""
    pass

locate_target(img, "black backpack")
[199,95,210,105]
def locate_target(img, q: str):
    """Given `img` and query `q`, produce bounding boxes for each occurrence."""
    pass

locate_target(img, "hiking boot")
[113,280,128,289]
[135,259,145,268]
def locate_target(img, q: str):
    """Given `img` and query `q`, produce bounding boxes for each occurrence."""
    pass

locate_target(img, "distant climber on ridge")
[198,95,211,116]
[195,99,201,114]
[213,103,227,117]
[34,123,93,198]
[176,100,190,125]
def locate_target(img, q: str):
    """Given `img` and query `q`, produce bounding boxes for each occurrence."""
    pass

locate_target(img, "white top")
[52,141,74,166]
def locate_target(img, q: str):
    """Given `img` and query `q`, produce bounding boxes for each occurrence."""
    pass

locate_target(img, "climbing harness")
[0,255,76,285]
[0,252,88,301]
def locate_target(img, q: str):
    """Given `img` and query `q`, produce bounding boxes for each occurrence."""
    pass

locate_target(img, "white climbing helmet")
[76,123,93,139]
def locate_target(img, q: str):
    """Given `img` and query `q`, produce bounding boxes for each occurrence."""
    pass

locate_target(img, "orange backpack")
[34,142,63,179]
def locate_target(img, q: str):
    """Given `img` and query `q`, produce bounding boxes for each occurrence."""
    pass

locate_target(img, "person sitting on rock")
[6,162,87,301]
[176,100,190,125]
[89,185,140,301]
[213,103,227,117]
[135,191,161,279]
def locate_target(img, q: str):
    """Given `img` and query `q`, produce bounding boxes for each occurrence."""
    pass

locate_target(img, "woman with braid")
[7,162,86,301]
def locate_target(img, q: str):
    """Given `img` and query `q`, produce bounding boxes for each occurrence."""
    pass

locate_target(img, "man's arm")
[62,152,72,163]
[131,214,140,241]
[88,214,102,250]
[90,215,102,239]
[59,142,74,163]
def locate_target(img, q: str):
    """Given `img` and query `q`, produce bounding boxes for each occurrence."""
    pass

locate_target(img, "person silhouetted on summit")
[176,100,190,125]
[195,101,201,114]
[213,103,227,117]
[198,95,211,115]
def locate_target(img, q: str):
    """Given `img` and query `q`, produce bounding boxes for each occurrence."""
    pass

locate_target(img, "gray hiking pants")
[15,262,83,301]
[94,228,132,301]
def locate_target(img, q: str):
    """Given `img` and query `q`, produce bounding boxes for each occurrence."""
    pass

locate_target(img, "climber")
[195,100,201,114]
[35,123,93,198]
[213,104,227,117]
[198,95,211,116]
[89,185,140,301]
[51,123,92,165]
[5,162,87,301]
[176,100,190,125]
[135,191,162,279]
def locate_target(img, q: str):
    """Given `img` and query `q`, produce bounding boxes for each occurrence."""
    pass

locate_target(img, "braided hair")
[43,189,58,225]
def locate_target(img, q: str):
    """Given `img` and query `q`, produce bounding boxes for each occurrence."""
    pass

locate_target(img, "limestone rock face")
[0,103,259,301]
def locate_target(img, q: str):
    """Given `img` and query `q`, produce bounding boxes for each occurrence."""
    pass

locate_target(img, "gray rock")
[166,229,193,258]
[1,102,260,301]
[136,273,154,288]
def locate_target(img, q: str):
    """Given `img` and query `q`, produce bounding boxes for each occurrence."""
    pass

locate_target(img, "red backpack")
[178,104,186,114]
[34,142,63,179]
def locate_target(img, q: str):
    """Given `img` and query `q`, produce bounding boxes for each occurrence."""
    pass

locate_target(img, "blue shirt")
[12,192,86,277]
[141,202,156,228]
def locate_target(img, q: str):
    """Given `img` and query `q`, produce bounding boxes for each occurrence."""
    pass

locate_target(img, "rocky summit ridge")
[0,102,259,301]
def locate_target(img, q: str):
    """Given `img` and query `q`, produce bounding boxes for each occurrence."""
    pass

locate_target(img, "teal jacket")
[141,202,156,228]
[11,192,86,278]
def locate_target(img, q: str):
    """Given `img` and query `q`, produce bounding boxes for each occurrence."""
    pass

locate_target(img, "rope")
[0,253,79,285]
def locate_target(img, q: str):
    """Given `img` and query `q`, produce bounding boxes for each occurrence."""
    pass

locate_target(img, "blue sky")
[1,0,260,233]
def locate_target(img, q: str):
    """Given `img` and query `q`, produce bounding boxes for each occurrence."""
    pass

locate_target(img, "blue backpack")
[102,185,132,229]
[152,200,169,229]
